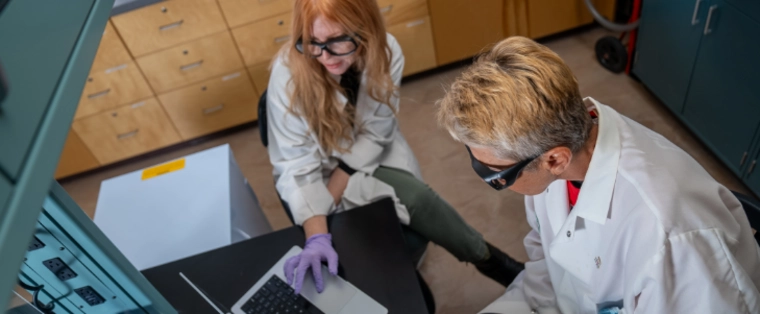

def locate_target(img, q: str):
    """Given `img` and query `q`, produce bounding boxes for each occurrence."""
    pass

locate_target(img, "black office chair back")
[733,191,760,245]
[258,89,268,147]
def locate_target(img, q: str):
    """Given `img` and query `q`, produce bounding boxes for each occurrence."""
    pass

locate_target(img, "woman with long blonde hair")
[266,0,524,294]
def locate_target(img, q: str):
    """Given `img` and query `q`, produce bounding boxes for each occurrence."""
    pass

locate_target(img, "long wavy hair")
[285,0,396,154]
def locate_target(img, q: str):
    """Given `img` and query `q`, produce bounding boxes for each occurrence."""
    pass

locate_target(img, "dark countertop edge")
[110,0,165,16]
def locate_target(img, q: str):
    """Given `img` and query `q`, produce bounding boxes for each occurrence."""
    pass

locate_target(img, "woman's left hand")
[326,167,350,205]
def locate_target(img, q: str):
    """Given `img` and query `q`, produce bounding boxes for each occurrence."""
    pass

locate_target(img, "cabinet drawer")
[90,21,133,72]
[0,0,95,179]
[54,129,100,179]
[377,0,429,26]
[136,31,244,93]
[111,0,228,57]
[75,61,153,119]
[232,12,292,66]
[248,63,272,95]
[218,0,292,28]
[159,71,258,140]
[388,16,437,76]
[73,98,181,165]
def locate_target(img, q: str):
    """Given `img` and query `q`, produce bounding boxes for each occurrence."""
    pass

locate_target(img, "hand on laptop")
[284,233,339,294]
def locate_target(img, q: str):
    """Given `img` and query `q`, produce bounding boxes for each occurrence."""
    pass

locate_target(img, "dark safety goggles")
[466,146,537,190]
[295,35,359,57]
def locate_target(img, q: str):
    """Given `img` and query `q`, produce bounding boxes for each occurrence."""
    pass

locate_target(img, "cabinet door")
[388,17,437,76]
[54,130,100,179]
[0,176,10,209]
[0,0,95,179]
[682,0,760,174]
[428,0,503,65]
[527,0,593,39]
[633,0,708,114]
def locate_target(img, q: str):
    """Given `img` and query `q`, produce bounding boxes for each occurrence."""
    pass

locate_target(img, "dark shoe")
[473,242,525,287]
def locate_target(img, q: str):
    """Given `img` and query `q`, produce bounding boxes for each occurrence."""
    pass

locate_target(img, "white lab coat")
[480,98,760,314]
[266,33,422,226]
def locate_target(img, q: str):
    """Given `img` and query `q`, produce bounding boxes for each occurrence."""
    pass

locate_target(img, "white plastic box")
[93,144,271,270]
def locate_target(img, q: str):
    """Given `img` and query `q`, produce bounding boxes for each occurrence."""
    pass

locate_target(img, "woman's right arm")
[267,59,333,234]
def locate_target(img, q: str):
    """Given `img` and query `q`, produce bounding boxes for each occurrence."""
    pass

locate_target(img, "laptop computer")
[231,246,387,314]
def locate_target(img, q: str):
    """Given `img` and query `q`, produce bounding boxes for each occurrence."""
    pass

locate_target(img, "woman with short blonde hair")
[266,0,524,294]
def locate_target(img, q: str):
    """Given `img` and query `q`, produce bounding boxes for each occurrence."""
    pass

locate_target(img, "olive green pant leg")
[372,166,488,262]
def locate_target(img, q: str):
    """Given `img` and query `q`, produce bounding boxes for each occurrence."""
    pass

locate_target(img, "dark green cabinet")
[0,0,95,180]
[723,0,760,22]
[682,0,760,174]
[635,0,760,197]
[633,0,709,113]
[0,176,10,209]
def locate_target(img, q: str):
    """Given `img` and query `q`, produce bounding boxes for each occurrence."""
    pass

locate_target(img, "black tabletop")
[141,197,429,314]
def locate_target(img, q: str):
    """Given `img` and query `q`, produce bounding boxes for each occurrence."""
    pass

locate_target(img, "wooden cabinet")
[111,0,228,57]
[527,0,591,38]
[54,130,100,179]
[378,0,429,26]
[90,21,133,72]
[72,98,181,164]
[428,0,503,65]
[248,63,272,96]
[388,17,437,76]
[160,70,259,140]
[217,0,293,28]
[232,12,293,67]
[504,0,529,37]
[527,0,615,39]
[136,31,244,93]
[75,61,153,119]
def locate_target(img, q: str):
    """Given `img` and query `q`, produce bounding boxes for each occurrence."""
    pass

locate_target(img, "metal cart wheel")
[595,36,628,73]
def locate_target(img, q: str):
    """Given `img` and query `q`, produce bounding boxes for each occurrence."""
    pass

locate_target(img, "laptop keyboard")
[241,275,325,314]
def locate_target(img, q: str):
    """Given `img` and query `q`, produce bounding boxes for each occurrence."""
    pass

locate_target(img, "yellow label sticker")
[141,158,186,180]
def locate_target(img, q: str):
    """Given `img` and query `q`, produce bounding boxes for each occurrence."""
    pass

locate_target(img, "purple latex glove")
[283,233,339,294]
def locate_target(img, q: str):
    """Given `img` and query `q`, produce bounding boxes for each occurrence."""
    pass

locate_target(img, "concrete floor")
[60,27,751,313]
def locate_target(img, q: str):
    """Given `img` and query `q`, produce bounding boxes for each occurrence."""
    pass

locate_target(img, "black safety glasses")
[295,35,359,57]
[466,146,537,190]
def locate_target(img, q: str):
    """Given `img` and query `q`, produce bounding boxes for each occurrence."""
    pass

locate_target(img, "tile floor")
[60,27,752,313]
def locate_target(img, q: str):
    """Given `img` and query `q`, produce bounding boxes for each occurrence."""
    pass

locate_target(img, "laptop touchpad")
[300,266,357,313]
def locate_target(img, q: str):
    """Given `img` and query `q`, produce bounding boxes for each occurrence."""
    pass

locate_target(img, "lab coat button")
[566,230,571,237]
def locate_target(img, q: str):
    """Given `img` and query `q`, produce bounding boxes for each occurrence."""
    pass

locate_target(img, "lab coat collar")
[571,98,621,226]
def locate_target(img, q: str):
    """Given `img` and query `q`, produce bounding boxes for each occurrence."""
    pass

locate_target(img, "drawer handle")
[749,160,757,175]
[406,19,425,28]
[202,104,225,115]
[159,19,184,31]
[691,0,702,26]
[180,60,204,71]
[117,129,139,140]
[274,35,291,44]
[703,5,717,35]
[87,88,111,99]
[380,5,393,14]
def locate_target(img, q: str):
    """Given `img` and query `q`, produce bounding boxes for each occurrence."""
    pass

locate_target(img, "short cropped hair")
[437,36,593,162]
